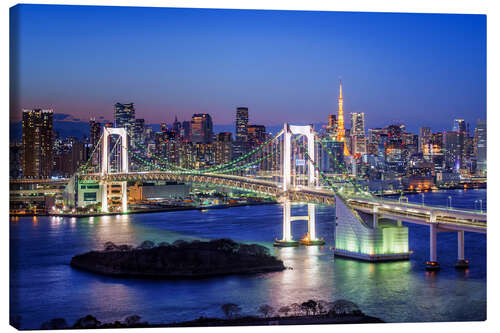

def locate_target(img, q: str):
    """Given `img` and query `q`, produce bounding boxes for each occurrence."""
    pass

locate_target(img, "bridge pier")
[426,223,440,271]
[274,199,298,247]
[455,230,469,269]
[101,182,108,213]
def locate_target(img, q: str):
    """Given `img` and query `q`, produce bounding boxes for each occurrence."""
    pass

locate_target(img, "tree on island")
[301,300,318,316]
[278,306,291,317]
[221,303,242,319]
[257,304,274,318]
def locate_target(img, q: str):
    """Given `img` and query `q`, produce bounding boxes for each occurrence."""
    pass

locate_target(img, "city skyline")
[10,5,486,132]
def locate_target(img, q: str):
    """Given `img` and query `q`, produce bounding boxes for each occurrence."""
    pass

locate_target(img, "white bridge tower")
[100,127,128,213]
[275,123,324,246]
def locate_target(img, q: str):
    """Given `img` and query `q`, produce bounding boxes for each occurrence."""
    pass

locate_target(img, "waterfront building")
[10,142,22,179]
[476,119,486,174]
[235,107,249,142]
[22,109,54,179]
[114,103,136,134]
[190,113,214,144]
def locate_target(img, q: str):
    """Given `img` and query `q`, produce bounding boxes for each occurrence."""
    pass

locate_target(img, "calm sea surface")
[10,189,486,329]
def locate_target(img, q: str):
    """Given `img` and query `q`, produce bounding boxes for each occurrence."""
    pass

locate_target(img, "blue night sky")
[10,4,486,133]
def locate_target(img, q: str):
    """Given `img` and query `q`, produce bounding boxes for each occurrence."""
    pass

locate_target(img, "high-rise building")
[335,81,350,156]
[444,131,465,171]
[418,127,431,153]
[236,107,249,142]
[133,119,145,144]
[327,114,337,137]
[181,121,191,140]
[476,119,486,174]
[22,109,54,178]
[247,125,267,146]
[89,118,102,147]
[350,112,365,137]
[114,103,136,134]
[172,116,181,137]
[453,119,466,132]
[215,132,233,165]
[190,113,213,144]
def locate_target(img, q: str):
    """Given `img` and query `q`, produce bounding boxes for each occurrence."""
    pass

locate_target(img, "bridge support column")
[101,182,108,213]
[455,230,469,269]
[274,199,299,247]
[426,223,440,271]
[300,204,325,246]
[121,181,128,213]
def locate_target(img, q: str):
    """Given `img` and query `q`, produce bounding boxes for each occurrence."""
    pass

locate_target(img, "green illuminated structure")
[334,195,410,261]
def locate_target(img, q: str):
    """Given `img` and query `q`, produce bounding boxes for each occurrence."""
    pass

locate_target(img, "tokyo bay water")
[10,189,486,329]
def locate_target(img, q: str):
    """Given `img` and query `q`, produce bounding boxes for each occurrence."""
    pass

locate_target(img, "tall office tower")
[215,132,233,165]
[22,109,54,178]
[327,114,337,137]
[350,112,365,137]
[114,103,136,134]
[190,113,213,144]
[476,119,487,174]
[335,81,350,156]
[160,123,168,133]
[236,107,249,142]
[172,116,181,137]
[418,127,431,152]
[453,119,466,132]
[133,119,145,144]
[10,142,22,179]
[181,121,191,140]
[89,118,102,147]
[247,125,267,145]
[444,131,465,171]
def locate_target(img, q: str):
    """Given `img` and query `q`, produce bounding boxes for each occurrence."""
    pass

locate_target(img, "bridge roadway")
[346,196,486,234]
[80,171,486,233]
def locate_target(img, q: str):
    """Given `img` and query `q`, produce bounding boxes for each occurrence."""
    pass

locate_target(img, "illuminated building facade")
[114,103,136,134]
[190,113,213,144]
[236,107,249,142]
[476,119,486,174]
[22,109,54,179]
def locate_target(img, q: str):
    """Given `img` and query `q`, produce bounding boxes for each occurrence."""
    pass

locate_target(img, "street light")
[421,193,425,207]
[479,199,483,213]
[448,196,452,209]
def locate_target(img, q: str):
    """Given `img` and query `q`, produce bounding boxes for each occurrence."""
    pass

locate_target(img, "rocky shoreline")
[70,238,286,278]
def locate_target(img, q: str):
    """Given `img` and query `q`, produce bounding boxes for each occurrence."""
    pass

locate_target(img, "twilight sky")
[10,4,486,133]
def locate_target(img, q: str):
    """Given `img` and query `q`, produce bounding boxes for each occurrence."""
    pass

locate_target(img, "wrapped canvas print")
[9,2,487,330]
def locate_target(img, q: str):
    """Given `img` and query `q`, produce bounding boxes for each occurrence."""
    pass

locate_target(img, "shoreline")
[10,201,278,218]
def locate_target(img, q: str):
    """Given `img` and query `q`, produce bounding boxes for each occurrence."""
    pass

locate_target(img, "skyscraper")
[133,119,145,144]
[190,113,214,144]
[215,132,233,165]
[335,81,350,156]
[114,103,136,134]
[350,112,365,137]
[247,125,267,145]
[453,119,466,133]
[22,109,54,178]
[476,119,486,174]
[236,107,249,142]
[327,114,337,137]
[418,127,431,153]
[89,118,102,147]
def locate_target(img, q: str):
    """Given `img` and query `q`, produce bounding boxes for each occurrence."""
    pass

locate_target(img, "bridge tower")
[100,127,128,213]
[275,123,324,247]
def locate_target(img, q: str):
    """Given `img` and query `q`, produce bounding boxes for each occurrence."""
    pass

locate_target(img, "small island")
[70,238,285,278]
